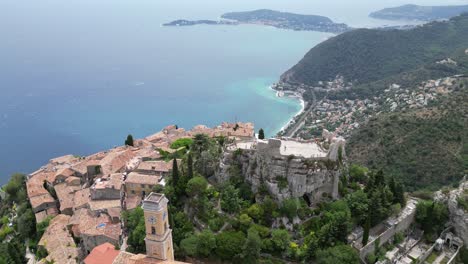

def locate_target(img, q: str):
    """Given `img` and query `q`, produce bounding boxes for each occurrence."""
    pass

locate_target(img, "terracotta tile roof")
[125,172,161,185]
[100,149,136,176]
[39,214,79,264]
[49,167,76,183]
[89,199,121,212]
[92,174,123,191]
[66,176,81,186]
[34,208,58,223]
[113,252,135,264]
[84,242,120,264]
[30,193,55,210]
[72,159,101,175]
[126,157,142,171]
[82,219,121,241]
[136,161,171,173]
[69,209,112,238]
[27,171,53,198]
[49,154,79,165]
[73,188,91,210]
[107,207,121,220]
[125,196,142,210]
[54,183,80,213]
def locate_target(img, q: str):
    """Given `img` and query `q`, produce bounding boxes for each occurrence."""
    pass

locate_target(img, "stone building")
[135,160,172,177]
[110,192,183,264]
[90,174,123,200]
[124,172,161,198]
[142,193,174,261]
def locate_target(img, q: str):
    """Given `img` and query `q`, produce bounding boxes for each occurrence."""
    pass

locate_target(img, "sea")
[0,0,464,184]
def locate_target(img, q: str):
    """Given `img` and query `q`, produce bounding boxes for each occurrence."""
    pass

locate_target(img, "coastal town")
[22,122,255,263]
[275,74,467,139]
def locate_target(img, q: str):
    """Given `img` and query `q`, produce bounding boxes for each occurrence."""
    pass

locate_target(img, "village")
[275,75,466,139]
[25,122,254,263]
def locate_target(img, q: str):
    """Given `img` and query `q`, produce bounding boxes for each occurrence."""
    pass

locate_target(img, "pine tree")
[125,134,134,146]
[362,216,370,245]
[187,153,194,180]
[258,128,265,140]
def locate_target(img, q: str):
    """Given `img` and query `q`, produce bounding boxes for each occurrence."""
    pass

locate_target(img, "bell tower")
[142,192,174,261]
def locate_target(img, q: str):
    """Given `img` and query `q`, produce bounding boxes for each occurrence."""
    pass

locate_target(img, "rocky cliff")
[435,179,468,247]
[217,138,344,203]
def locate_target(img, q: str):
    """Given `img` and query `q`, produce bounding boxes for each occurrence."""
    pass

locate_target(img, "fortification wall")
[217,138,341,203]
[359,200,417,259]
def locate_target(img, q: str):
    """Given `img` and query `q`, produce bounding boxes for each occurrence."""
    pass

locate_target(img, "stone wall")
[216,139,341,203]
[359,199,418,260]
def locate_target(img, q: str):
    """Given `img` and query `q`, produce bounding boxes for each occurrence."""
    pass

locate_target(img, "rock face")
[448,181,468,247]
[217,138,342,203]
[435,180,468,247]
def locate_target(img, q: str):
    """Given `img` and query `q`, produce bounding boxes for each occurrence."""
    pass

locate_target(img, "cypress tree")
[362,216,370,245]
[389,176,396,195]
[125,134,134,146]
[369,190,381,225]
[364,173,375,194]
[187,153,194,180]
[374,170,385,187]
[394,182,406,206]
[258,128,265,140]
[172,158,179,186]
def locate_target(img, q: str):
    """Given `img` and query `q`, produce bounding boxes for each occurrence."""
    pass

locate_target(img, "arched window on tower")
[151,226,156,235]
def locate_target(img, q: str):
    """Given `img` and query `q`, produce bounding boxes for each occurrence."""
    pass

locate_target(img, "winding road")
[284,90,317,138]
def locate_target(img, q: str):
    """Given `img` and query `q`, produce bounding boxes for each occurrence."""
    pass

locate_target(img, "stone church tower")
[142,192,174,261]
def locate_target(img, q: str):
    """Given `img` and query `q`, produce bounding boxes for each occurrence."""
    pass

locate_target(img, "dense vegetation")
[369,4,468,21]
[282,14,468,99]
[0,174,53,264]
[121,134,410,263]
[415,200,449,241]
[347,85,468,191]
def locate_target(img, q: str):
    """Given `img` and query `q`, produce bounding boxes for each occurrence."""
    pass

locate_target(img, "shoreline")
[269,85,305,134]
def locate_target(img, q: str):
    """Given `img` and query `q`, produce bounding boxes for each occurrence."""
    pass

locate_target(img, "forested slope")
[347,83,468,191]
[282,14,468,98]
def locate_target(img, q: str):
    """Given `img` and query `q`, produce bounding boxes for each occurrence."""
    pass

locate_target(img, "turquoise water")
[0,0,461,183]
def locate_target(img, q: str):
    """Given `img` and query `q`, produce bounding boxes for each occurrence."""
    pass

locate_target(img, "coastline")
[269,85,305,134]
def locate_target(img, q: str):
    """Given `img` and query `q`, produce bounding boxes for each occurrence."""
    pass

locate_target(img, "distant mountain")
[222,9,333,24]
[221,9,350,33]
[281,14,468,98]
[369,4,468,21]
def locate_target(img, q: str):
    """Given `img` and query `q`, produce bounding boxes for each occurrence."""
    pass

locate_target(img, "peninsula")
[370,4,468,21]
[162,19,238,27]
[164,9,350,34]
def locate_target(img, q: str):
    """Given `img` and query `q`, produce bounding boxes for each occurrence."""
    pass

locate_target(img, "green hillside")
[347,83,468,191]
[369,4,468,21]
[282,14,468,98]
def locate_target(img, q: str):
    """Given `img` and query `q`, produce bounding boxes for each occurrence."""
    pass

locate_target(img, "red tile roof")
[84,242,120,264]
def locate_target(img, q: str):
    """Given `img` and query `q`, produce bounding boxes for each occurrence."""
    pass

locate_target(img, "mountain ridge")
[369,4,468,21]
